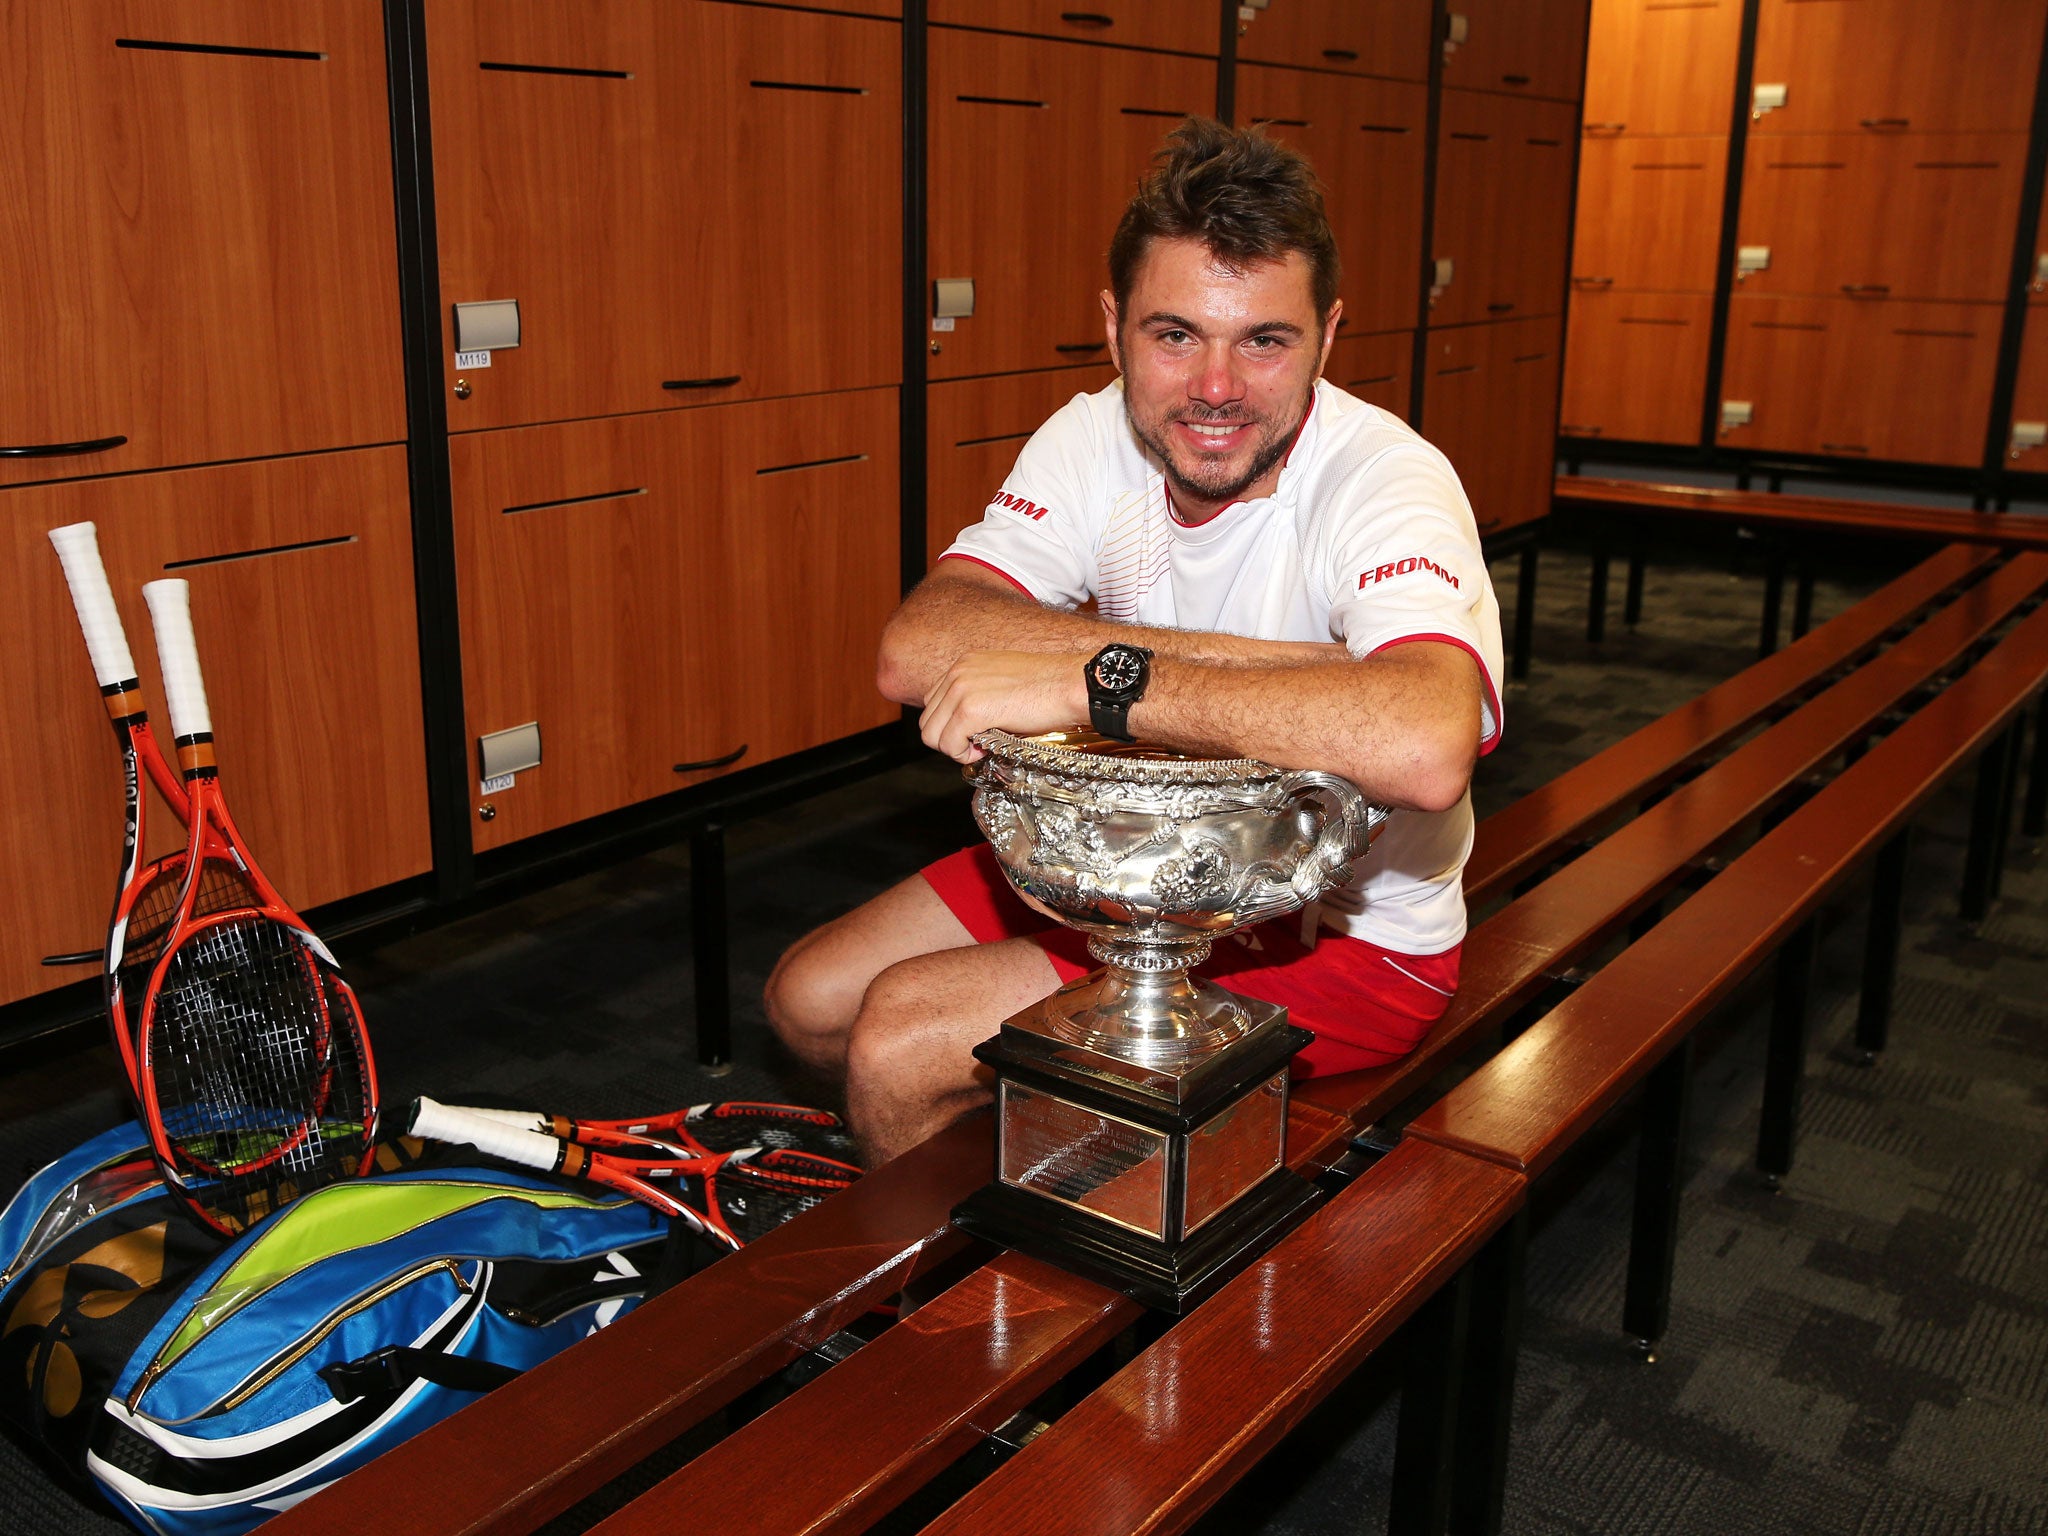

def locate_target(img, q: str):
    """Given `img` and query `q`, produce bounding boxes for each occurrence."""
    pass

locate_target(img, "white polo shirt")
[941,376,1504,957]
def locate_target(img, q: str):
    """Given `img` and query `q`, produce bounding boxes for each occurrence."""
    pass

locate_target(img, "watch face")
[1092,648,1145,692]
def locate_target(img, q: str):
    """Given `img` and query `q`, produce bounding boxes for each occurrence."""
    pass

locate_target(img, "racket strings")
[122,864,260,978]
[702,1150,860,1246]
[685,1104,859,1162]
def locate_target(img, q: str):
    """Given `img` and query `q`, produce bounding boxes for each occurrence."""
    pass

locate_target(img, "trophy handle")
[1274,768,1389,900]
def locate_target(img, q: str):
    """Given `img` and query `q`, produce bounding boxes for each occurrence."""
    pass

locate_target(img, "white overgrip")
[141,580,212,741]
[47,522,138,688]
[408,1096,564,1171]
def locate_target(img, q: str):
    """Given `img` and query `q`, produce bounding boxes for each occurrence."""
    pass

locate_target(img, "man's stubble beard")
[1125,380,1316,511]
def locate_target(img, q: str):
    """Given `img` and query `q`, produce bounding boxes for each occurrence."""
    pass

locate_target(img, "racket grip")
[48,523,138,688]
[441,1105,553,1133]
[408,1096,568,1172]
[142,580,212,742]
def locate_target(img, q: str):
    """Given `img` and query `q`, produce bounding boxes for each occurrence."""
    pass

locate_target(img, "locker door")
[2,446,430,1007]
[1237,0,1434,83]
[1560,290,1711,445]
[1581,0,1743,138]
[1750,0,2046,135]
[926,365,1117,568]
[1325,331,1415,421]
[928,31,1217,380]
[1239,67,1429,336]
[1421,318,1560,535]
[0,1,404,489]
[1735,132,2026,303]
[1442,0,1593,102]
[2007,310,2048,467]
[1433,93,1579,326]
[929,1,1220,56]
[1570,136,1728,292]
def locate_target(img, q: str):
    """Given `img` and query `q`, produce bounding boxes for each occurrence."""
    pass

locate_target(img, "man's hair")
[1107,117,1341,322]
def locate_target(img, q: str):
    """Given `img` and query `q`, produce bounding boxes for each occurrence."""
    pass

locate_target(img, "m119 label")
[455,350,492,369]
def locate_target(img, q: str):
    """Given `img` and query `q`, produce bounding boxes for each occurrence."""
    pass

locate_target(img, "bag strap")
[318,1345,521,1405]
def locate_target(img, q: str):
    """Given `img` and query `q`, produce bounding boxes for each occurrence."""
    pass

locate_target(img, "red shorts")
[921,844,1459,1079]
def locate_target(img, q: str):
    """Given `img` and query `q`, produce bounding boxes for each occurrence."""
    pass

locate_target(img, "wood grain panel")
[1750,0,2046,135]
[1581,0,1743,137]
[1238,67,1427,336]
[1236,0,1433,82]
[429,0,900,431]
[1,447,429,1007]
[928,30,1217,380]
[928,0,1218,56]
[2034,162,2048,307]
[0,1,405,489]
[1431,90,1580,326]
[1570,135,1727,293]
[451,389,900,851]
[1560,289,1710,445]
[1719,294,2001,466]
[925,365,1117,568]
[1440,0,1593,103]
[1735,131,2027,303]
[2007,309,2048,469]
[1421,317,1562,535]
[1324,329,1414,420]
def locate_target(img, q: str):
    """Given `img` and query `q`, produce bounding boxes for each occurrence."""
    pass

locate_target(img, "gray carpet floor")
[1,543,2043,1534]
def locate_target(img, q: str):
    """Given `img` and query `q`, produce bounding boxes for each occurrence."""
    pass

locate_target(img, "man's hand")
[919,650,1088,762]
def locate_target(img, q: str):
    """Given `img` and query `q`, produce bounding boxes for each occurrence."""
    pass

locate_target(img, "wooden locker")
[926,365,1118,568]
[1736,132,2027,303]
[0,446,430,1007]
[2007,308,2048,467]
[2034,163,2048,306]
[928,30,1217,380]
[1421,318,1562,535]
[1750,0,2046,136]
[1581,0,1743,138]
[1560,289,1712,445]
[1719,294,2001,466]
[1324,330,1415,421]
[1570,136,1728,293]
[1441,0,1593,103]
[0,1,405,491]
[928,0,1219,56]
[451,389,900,852]
[1238,68,1429,336]
[429,0,900,431]
[1431,92,1580,327]
[1236,0,1434,83]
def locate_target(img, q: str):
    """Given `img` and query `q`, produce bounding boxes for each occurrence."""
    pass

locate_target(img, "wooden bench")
[1404,592,2048,1534]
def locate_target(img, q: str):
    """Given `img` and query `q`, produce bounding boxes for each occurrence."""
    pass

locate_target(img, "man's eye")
[1158,330,1191,345]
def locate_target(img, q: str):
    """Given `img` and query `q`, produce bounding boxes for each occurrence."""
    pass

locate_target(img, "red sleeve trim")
[937,551,1038,601]
[1369,632,1504,756]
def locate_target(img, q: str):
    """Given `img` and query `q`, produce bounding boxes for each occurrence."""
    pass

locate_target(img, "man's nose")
[1189,344,1245,407]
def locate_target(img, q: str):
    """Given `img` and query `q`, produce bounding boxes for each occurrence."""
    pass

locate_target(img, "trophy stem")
[1032,934,1256,1063]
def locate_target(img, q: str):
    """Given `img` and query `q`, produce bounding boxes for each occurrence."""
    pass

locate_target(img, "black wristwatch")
[1085,643,1153,742]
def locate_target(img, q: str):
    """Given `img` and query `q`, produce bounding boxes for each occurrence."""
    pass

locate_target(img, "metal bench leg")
[1388,1259,1471,1536]
[692,821,733,1072]
[1757,918,1819,1183]
[1856,829,1911,1062]
[1992,723,2024,900]
[1962,728,2016,923]
[1623,551,1646,627]
[1447,1209,1528,1536]
[1624,1037,1694,1355]
[1792,568,1816,640]
[1512,545,1538,682]
[1587,552,1610,645]
[2025,692,2048,839]
[1759,554,1786,659]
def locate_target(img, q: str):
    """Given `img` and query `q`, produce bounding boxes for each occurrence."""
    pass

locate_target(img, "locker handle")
[1559,425,1604,436]
[1572,276,1615,287]
[1501,74,1531,86]
[1859,117,1910,130]
[1055,341,1108,353]
[1060,11,1115,26]
[1487,302,1516,314]
[1840,285,1891,298]
[1475,517,1502,532]
[1322,49,1360,62]
[1582,122,1626,135]
[676,745,749,774]
[1820,443,1870,455]
[662,375,742,390]
[41,950,98,968]
[0,434,127,459]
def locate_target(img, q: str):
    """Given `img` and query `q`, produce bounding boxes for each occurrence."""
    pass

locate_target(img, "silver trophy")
[951,728,1388,1310]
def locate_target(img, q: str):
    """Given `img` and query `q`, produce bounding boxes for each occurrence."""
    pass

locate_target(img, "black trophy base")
[952,1164,1324,1314]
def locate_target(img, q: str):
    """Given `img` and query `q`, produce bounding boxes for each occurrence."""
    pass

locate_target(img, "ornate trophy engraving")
[951,728,1389,1311]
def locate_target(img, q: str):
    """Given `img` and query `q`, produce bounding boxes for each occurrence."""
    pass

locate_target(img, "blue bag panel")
[0,1123,160,1299]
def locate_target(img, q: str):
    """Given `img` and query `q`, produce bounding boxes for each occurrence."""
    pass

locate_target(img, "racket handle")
[48,523,138,688]
[440,1104,553,1133]
[141,580,213,744]
[408,1096,568,1172]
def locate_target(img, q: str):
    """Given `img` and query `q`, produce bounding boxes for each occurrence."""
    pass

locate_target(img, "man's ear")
[1100,290,1124,373]
[1318,298,1344,377]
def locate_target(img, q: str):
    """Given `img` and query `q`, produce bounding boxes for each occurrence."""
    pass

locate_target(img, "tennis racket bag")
[0,1122,674,1536]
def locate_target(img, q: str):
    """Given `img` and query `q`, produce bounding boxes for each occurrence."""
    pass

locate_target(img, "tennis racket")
[444,1100,855,1159]
[47,522,252,1093]
[132,578,379,1236]
[407,1097,858,1249]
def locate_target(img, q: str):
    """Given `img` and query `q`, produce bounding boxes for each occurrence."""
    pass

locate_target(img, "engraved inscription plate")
[998,1081,1171,1239]
[1182,1071,1287,1235]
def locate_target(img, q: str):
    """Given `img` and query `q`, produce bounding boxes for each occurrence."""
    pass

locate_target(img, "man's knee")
[762,926,860,1065]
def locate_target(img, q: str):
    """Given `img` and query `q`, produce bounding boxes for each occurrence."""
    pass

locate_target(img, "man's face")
[1102,236,1340,524]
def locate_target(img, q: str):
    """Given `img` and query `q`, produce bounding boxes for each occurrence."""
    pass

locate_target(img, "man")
[767,118,1503,1163]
